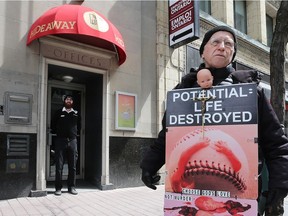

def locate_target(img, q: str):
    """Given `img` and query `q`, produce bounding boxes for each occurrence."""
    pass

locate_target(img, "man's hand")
[264,188,287,216]
[141,170,161,190]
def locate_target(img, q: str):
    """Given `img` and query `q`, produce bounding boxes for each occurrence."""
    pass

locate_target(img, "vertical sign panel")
[169,0,199,48]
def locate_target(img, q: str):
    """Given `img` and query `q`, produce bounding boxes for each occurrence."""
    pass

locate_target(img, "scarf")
[179,64,235,89]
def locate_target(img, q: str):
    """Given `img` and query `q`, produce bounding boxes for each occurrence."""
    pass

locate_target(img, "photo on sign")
[164,192,258,216]
[165,125,258,200]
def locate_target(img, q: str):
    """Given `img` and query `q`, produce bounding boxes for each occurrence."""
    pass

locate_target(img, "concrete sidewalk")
[0,185,165,216]
[1,185,288,216]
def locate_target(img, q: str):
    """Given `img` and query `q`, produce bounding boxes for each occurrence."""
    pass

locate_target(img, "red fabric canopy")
[27,4,126,65]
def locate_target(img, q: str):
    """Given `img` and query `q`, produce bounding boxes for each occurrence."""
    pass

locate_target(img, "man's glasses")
[209,37,235,49]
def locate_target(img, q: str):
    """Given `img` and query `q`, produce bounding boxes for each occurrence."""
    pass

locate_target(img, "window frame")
[233,0,247,34]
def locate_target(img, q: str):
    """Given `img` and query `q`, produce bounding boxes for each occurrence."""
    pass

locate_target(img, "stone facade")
[155,0,287,126]
[0,1,160,199]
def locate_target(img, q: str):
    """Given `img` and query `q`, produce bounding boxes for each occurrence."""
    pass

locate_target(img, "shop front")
[1,3,126,199]
[29,4,127,197]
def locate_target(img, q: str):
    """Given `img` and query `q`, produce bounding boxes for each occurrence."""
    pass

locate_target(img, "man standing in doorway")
[52,95,81,196]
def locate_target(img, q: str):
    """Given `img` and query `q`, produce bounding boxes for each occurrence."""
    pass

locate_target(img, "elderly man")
[140,26,288,216]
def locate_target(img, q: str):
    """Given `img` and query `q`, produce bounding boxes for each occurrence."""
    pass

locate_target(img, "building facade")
[0,0,159,199]
[0,0,286,200]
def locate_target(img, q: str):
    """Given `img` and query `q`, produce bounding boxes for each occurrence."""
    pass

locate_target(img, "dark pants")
[55,137,78,190]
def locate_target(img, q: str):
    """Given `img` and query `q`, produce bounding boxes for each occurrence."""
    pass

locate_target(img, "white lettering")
[168,111,253,125]
[30,21,77,38]
[171,0,192,15]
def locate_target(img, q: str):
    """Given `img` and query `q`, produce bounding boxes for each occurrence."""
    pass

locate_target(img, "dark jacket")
[140,63,288,190]
[51,107,81,140]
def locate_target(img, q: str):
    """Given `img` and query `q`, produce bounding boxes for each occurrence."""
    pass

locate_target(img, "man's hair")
[63,95,73,101]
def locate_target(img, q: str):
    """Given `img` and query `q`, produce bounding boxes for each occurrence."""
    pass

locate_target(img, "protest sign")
[164,83,258,216]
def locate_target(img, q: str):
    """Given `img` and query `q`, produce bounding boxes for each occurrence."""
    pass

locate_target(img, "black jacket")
[140,64,288,190]
[51,107,81,139]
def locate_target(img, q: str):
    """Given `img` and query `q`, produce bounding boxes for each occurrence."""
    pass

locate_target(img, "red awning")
[27,4,126,65]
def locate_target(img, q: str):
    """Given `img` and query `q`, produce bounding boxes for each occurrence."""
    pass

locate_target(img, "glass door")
[47,81,85,181]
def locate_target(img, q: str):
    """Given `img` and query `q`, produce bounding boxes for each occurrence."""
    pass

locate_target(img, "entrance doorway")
[45,63,105,187]
[47,81,85,181]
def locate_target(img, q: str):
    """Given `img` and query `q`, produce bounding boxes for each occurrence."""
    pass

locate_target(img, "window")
[199,0,211,15]
[266,15,273,47]
[186,46,201,74]
[234,0,247,34]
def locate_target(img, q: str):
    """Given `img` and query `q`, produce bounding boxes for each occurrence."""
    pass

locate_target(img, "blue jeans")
[55,137,78,190]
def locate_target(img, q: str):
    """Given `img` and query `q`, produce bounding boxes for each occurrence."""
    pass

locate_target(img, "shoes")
[68,187,78,195]
[54,190,62,196]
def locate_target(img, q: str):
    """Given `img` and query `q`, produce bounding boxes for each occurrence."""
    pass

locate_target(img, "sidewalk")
[1,185,288,216]
[0,185,165,216]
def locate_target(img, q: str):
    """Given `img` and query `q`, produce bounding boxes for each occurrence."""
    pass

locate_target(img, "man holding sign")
[140,25,288,215]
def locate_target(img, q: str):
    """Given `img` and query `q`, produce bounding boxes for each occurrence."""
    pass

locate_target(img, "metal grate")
[4,92,33,124]
[7,135,30,156]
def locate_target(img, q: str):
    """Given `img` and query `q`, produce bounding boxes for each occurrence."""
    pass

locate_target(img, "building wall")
[0,1,159,197]
[0,0,158,139]
[0,133,37,200]
[0,1,40,199]
[107,1,159,188]
[0,1,39,133]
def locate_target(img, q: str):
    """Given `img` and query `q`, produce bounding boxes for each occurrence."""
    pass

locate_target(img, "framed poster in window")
[115,91,137,131]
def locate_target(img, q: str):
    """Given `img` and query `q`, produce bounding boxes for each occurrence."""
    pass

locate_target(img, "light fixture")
[62,75,73,83]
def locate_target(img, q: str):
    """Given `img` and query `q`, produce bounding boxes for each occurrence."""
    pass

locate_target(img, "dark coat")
[140,64,288,190]
[51,108,81,140]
